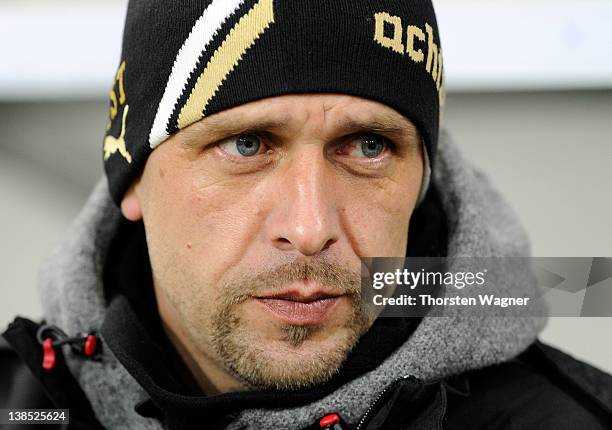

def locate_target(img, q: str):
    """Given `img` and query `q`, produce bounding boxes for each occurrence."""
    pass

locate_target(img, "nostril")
[272,236,337,255]
[322,237,337,251]
[273,237,293,250]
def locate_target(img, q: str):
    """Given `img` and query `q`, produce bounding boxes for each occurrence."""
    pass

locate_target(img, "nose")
[266,147,340,256]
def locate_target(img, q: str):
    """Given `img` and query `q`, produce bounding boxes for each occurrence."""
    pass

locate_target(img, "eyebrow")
[179,112,419,148]
[179,116,291,148]
[334,117,419,142]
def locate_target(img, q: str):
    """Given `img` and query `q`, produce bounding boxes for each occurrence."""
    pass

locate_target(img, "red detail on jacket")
[42,338,56,370]
[83,335,97,357]
[319,413,340,428]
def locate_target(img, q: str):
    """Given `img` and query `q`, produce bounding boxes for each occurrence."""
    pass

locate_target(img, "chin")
[255,330,359,390]
[214,322,364,391]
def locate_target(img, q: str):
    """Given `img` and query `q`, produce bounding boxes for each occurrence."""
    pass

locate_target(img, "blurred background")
[1,0,611,371]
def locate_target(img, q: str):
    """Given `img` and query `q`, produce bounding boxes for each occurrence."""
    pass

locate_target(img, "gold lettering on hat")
[374,12,404,54]
[372,12,445,102]
[406,25,426,63]
[425,23,439,81]
[104,61,132,163]
[104,105,132,163]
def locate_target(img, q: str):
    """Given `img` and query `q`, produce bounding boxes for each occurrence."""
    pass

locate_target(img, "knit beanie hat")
[103,0,445,205]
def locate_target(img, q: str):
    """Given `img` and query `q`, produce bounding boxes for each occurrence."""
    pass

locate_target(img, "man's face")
[126,93,424,392]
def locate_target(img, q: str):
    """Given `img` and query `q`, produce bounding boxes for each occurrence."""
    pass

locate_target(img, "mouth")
[254,284,347,325]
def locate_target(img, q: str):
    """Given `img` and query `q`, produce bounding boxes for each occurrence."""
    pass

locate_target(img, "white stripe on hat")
[148,0,245,149]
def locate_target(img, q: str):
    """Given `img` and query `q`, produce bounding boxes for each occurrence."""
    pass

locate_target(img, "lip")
[256,296,343,325]
[254,282,346,325]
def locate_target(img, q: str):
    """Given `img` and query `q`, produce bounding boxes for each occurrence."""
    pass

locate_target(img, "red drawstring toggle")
[319,413,341,428]
[36,324,101,370]
[83,334,97,357]
[42,338,56,370]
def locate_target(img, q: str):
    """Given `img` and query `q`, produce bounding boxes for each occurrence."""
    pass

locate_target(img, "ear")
[120,184,143,221]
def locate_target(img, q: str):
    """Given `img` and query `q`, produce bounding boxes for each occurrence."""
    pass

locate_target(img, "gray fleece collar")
[38,130,545,429]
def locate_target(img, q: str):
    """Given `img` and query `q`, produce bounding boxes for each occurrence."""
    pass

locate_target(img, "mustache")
[218,258,362,306]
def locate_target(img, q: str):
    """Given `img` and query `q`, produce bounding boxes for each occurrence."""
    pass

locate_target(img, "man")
[2,1,611,429]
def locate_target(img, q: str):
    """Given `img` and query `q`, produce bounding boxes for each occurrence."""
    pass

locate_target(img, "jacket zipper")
[355,375,418,430]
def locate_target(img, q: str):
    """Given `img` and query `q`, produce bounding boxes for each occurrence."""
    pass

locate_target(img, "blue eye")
[219,134,262,157]
[235,134,261,156]
[360,134,387,158]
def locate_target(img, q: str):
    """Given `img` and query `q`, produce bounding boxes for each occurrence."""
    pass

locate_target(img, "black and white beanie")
[103,0,445,205]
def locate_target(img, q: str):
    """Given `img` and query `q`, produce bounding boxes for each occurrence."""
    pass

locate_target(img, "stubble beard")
[208,259,370,391]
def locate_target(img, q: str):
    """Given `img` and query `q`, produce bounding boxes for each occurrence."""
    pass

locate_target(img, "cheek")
[338,172,419,257]
[142,155,269,290]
